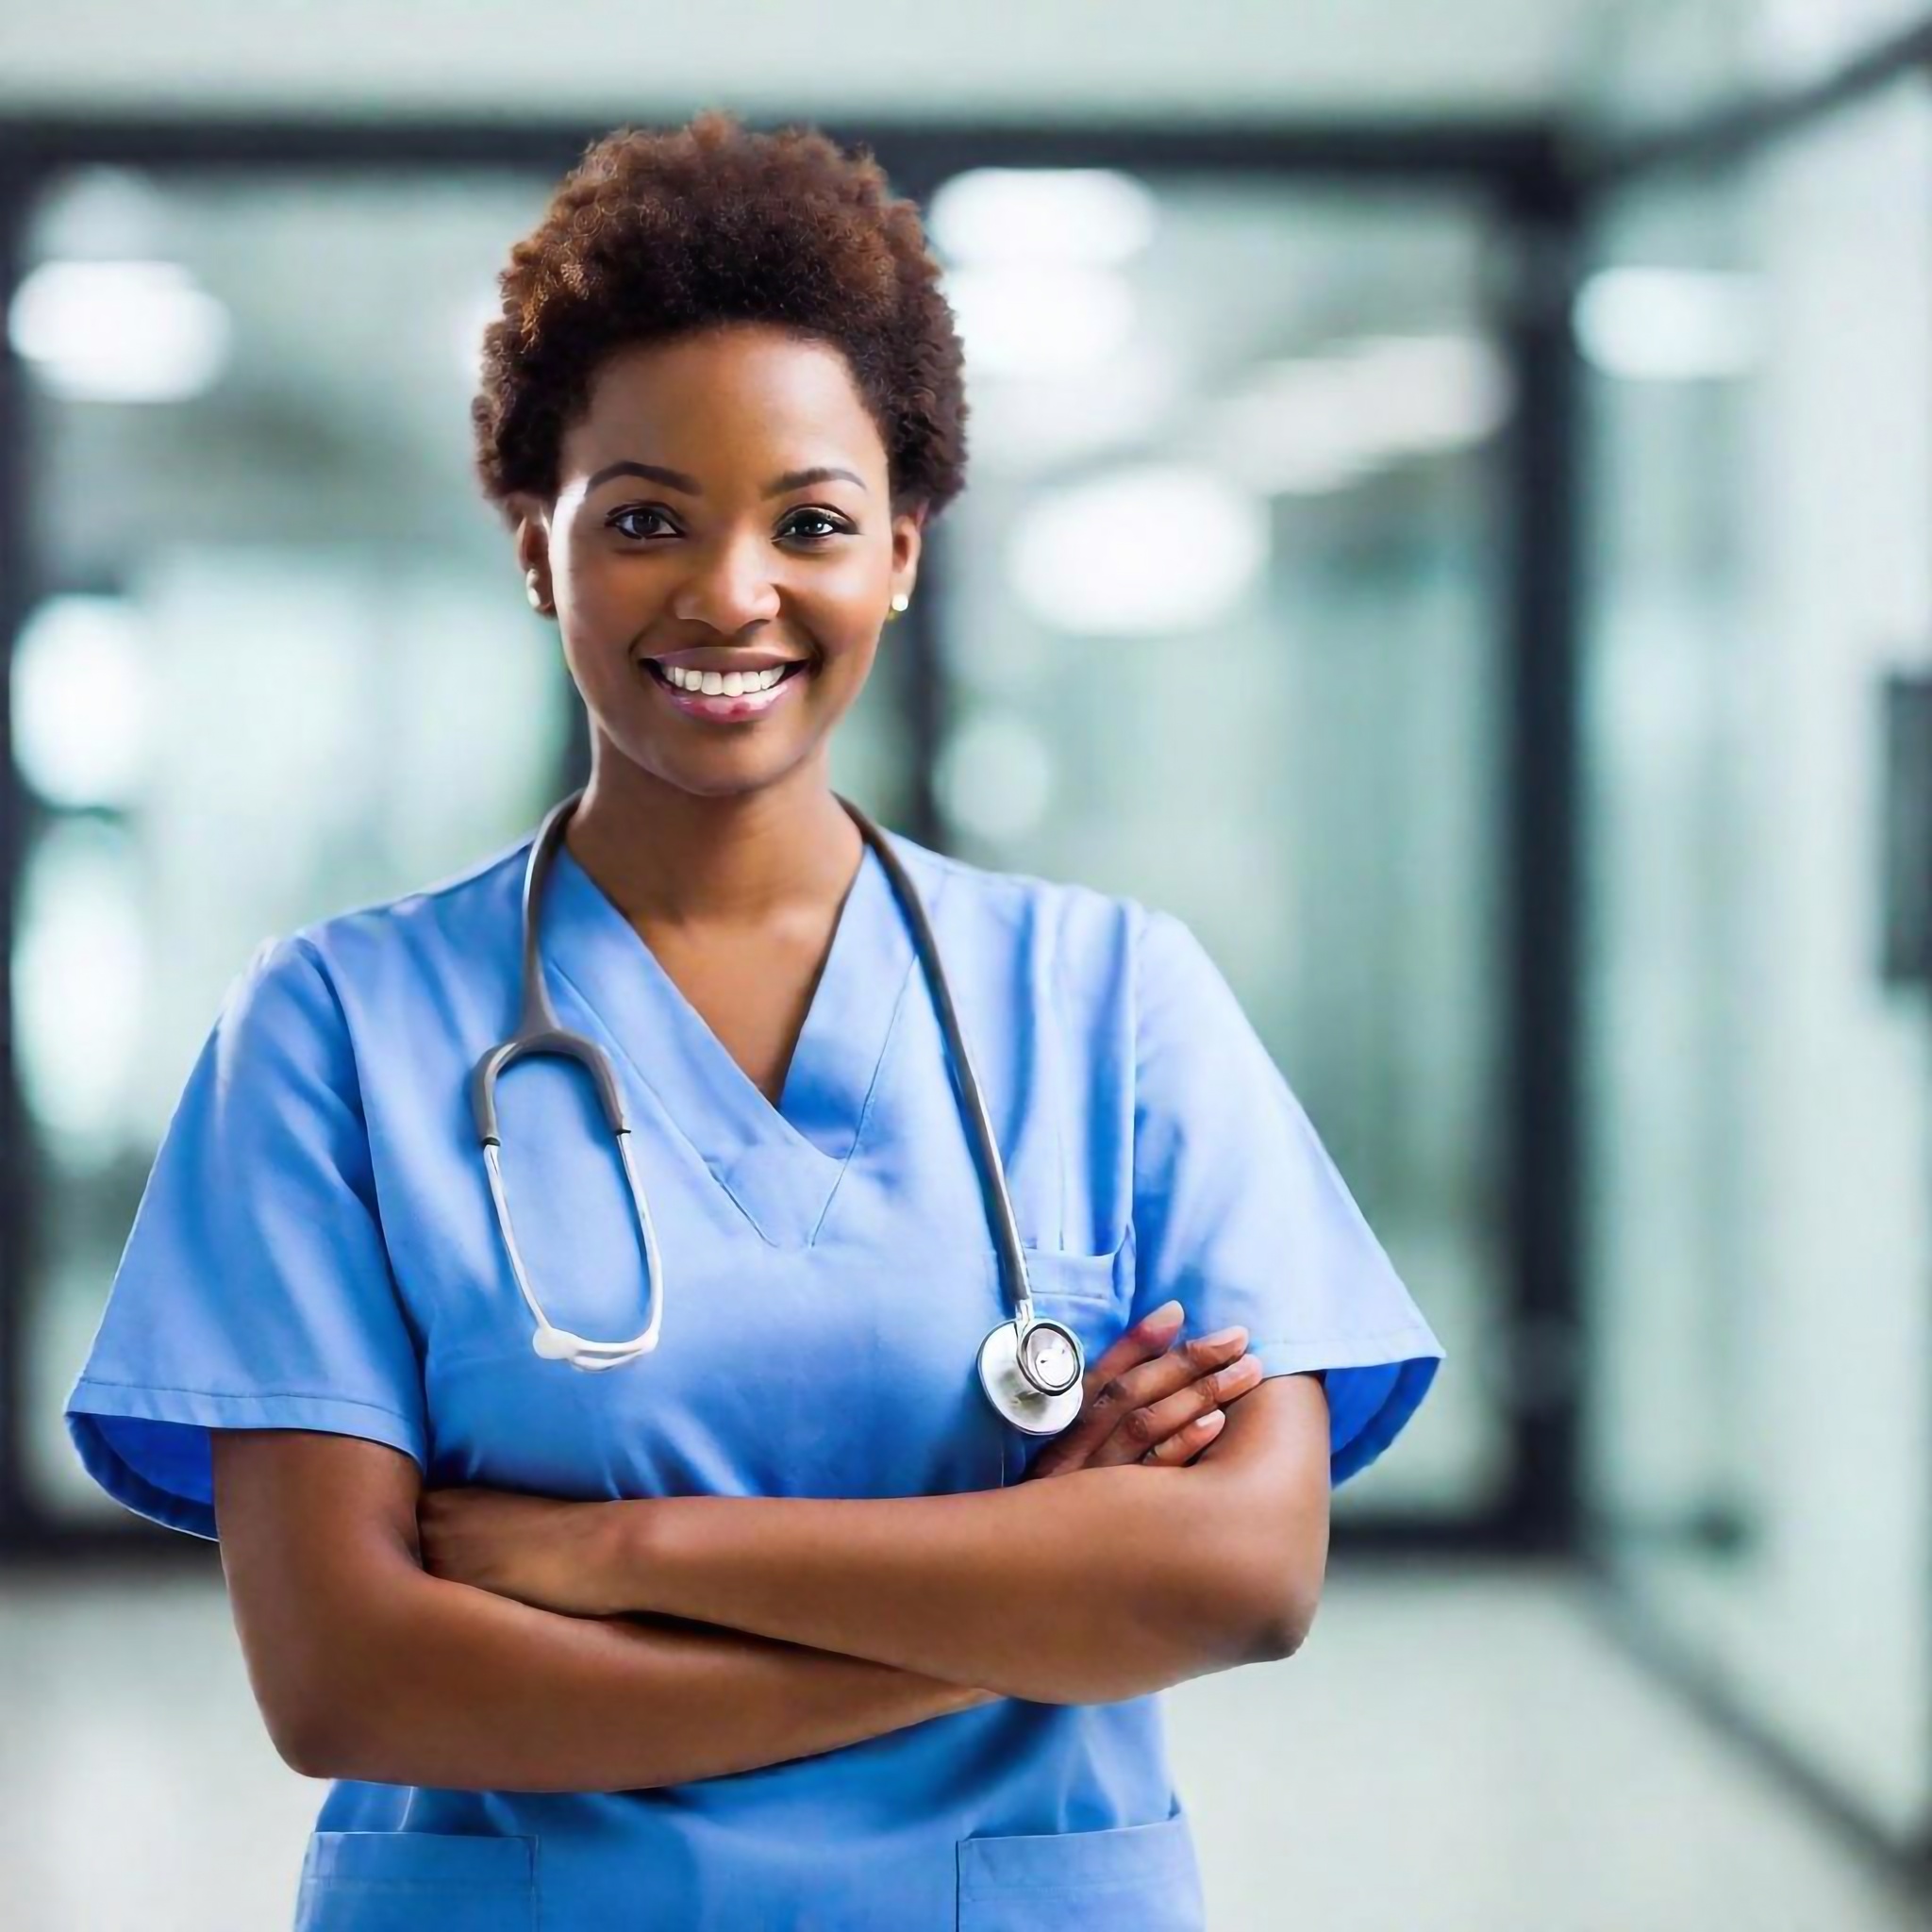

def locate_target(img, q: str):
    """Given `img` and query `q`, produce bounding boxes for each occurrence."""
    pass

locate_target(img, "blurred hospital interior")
[3,2,1932,1926]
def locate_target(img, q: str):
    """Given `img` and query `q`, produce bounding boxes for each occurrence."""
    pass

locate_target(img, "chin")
[631,741,822,802]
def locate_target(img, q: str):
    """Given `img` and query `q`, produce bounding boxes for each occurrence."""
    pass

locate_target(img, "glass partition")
[1578,72,1932,1844]
[8,157,1489,1539]
[931,172,1511,1519]
[6,163,924,1525]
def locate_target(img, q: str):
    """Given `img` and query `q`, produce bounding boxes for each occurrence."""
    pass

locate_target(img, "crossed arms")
[209,1370,1329,1792]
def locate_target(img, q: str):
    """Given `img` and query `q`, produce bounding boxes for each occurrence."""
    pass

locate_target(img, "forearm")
[302,1567,998,1791]
[619,1465,1284,1706]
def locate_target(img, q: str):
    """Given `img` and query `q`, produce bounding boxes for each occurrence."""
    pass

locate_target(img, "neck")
[561,743,863,930]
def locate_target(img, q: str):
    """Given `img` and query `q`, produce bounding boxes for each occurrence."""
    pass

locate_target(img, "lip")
[639,655,810,723]
[641,648,809,674]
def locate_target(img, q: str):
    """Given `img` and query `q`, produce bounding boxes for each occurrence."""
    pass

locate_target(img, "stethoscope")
[467,789,1087,1438]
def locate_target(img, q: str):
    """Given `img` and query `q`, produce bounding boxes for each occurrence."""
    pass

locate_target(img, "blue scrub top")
[66,816,1444,1931]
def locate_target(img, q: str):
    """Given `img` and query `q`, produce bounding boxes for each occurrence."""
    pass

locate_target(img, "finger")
[1088,1350,1265,1469]
[1063,1326,1251,1472]
[1030,1330,1256,1481]
[1099,1325,1253,1417]
[1026,1303,1189,1478]
[1141,1405,1227,1465]
[1081,1300,1188,1394]
[1032,1324,1249,1478]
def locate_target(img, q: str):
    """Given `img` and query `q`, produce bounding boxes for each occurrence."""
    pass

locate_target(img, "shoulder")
[273,830,532,992]
[873,824,1156,949]
[216,831,533,1053]
[870,830,1233,1067]
[874,825,1168,986]
[295,829,530,960]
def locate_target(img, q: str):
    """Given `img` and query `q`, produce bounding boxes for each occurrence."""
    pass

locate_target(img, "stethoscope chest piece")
[976,1310,1085,1436]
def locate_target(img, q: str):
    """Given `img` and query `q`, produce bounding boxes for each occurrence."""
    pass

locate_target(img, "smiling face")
[508,323,923,803]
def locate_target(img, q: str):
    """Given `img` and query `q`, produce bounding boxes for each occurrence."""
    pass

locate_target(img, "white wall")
[0,0,1596,121]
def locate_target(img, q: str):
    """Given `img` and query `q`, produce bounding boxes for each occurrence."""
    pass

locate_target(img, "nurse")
[64,108,1445,1930]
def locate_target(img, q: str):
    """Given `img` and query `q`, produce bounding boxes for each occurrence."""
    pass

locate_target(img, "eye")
[605,506,854,546]
[781,508,852,544]
[607,506,676,542]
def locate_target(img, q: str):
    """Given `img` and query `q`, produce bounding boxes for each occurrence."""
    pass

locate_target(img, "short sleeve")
[1128,907,1444,1488]
[64,934,427,1541]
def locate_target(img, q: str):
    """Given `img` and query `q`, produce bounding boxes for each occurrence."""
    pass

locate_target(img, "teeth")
[662,663,788,694]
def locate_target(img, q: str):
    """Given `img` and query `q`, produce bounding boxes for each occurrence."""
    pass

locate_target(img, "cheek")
[555,544,631,633]
[557,628,631,722]
[805,575,891,665]
[808,630,881,705]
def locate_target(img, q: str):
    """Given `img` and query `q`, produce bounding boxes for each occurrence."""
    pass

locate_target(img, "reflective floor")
[0,1559,1922,1930]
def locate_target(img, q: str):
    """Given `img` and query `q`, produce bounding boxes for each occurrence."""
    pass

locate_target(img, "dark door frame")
[0,109,1572,1571]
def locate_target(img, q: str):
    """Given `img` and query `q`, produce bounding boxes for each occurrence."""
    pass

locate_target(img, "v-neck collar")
[538,824,936,1248]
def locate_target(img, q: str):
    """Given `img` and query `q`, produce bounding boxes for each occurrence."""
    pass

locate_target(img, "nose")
[667,530,784,634]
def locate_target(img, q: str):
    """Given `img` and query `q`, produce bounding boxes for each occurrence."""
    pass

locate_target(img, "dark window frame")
[0,111,1573,1574]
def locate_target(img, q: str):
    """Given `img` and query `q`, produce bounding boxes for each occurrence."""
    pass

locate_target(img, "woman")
[64,108,1444,1929]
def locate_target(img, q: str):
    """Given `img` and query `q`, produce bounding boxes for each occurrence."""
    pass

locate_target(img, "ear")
[506,491,553,605]
[891,502,925,604]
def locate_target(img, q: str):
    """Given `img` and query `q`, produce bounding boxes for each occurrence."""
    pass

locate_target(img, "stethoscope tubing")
[468,789,1086,1427]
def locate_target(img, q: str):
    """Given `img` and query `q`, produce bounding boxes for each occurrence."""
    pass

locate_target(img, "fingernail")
[1202,1324,1247,1346]
[1145,1300,1184,1329]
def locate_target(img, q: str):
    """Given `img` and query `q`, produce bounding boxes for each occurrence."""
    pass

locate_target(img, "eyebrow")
[584,460,868,498]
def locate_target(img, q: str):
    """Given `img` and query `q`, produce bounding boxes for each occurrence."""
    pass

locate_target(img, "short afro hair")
[472,108,970,525]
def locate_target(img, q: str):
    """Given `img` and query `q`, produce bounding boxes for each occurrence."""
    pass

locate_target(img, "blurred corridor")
[5,2,1932,1925]
[2,1567,1925,1930]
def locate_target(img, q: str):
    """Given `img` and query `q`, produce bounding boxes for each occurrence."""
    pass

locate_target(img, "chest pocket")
[957,1803,1204,1929]
[296,1831,536,1932]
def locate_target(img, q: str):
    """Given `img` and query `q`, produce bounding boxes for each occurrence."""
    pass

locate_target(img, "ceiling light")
[9,258,229,403]
[928,168,1157,268]
[1008,463,1268,635]
[1574,268,1762,381]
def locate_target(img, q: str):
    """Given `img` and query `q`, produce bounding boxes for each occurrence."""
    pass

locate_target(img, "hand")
[417,1485,626,1619]
[1023,1304,1264,1480]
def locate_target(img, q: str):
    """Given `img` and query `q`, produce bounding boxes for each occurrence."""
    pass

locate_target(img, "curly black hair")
[471,108,970,526]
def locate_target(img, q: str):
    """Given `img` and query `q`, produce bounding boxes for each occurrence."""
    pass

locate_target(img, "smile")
[640,656,810,721]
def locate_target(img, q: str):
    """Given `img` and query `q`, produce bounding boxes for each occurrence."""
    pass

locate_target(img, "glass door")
[1578,70,1932,1847]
